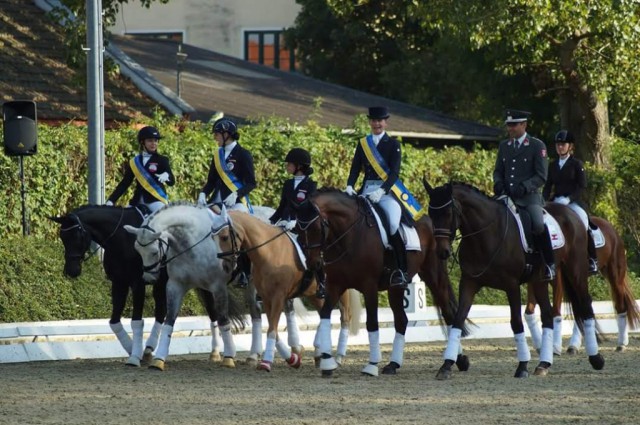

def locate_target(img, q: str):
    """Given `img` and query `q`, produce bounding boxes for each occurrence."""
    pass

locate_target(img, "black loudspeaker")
[3,100,37,156]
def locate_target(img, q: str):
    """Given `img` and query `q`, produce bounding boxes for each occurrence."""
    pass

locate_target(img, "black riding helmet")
[213,118,239,140]
[554,130,575,144]
[137,126,162,142]
[285,148,311,166]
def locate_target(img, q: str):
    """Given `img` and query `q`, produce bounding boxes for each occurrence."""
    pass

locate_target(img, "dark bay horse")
[424,180,604,379]
[296,188,462,377]
[525,215,640,353]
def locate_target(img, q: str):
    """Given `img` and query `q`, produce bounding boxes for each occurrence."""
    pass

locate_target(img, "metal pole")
[19,156,29,236]
[86,0,105,205]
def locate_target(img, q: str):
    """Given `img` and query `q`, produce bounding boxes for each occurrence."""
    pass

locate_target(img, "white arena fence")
[1,281,637,364]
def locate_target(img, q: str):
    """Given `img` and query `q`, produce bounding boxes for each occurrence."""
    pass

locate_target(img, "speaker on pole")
[3,100,37,156]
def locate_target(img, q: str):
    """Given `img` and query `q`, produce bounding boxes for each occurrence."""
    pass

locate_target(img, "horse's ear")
[123,225,140,236]
[422,176,434,195]
[220,205,229,222]
[48,216,64,224]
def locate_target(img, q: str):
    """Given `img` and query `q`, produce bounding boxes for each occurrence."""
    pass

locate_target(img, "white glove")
[155,172,170,183]
[367,188,385,203]
[197,192,207,206]
[284,220,297,231]
[344,185,357,196]
[224,192,238,207]
[105,200,114,206]
[554,196,570,205]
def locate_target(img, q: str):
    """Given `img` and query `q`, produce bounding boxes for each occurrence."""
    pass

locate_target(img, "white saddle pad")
[507,207,565,252]
[590,227,605,248]
[367,200,421,251]
[284,231,307,270]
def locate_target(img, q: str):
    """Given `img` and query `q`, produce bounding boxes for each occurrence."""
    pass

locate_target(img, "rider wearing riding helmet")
[543,130,598,274]
[198,117,256,287]
[106,125,175,213]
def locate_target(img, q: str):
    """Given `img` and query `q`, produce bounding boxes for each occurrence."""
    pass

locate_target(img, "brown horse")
[424,180,604,379]
[295,188,462,377]
[213,207,361,372]
[525,215,640,354]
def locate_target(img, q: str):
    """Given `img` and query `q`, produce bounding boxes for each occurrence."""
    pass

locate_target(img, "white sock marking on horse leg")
[553,316,563,353]
[524,313,542,350]
[443,327,462,362]
[514,332,531,362]
[539,327,554,364]
[263,336,276,363]
[145,320,162,350]
[584,318,599,356]
[286,310,300,349]
[389,333,405,366]
[275,338,291,360]
[155,324,174,361]
[336,327,349,357]
[110,322,133,355]
[368,330,381,364]
[617,312,629,347]
[220,323,236,358]
[130,319,144,360]
[250,318,263,356]
[317,318,332,354]
[568,322,582,348]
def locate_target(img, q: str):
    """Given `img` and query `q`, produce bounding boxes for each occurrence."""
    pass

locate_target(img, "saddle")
[501,197,565,253]
[364,198,421,251]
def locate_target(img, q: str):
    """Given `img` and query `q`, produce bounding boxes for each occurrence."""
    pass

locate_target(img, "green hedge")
[1,113,638,322]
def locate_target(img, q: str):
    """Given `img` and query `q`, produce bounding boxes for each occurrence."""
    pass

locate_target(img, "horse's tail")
[292,297,313,320]
[347,288,362,336]
[606,234,640,330]
[617,273,640,329]
[227,292,248,333]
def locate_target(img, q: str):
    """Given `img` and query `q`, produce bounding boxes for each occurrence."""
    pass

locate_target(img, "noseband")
[137,223,213,272]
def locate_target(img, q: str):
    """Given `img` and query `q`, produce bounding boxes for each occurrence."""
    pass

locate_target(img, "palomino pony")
[124,203,246,371]
[424,180,604,379]
[50,205,167,366]
[295,188,462,377]
[525,215,640,354]
[213,207,362,372]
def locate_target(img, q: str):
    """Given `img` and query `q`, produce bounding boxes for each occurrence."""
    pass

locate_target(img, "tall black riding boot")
[235,253,251,288]
[535,225,556,281]
[389,231,409,288]
[587,231,599,275]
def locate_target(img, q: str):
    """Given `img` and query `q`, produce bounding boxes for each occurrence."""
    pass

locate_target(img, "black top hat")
[367,106,390,120]
[504,109,531,124]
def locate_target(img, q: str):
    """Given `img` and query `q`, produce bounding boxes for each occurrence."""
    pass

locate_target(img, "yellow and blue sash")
[130,155,168,204]
[213,148,253,213]
[360,136,423,219]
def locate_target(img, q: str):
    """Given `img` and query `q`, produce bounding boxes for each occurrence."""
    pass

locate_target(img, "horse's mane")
[146,201,208,231]
[450,181,494,202]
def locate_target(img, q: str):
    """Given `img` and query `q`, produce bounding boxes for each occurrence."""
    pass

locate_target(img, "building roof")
[0,0,165,123]
[112,35,502,142]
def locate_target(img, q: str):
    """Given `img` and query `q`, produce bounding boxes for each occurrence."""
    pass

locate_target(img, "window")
[244,30,296,71]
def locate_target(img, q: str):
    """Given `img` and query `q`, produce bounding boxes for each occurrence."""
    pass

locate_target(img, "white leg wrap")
[220,323,236,358]
[336,327,349,357]
[286,310,300,349]
[110,322,133,355]
[130,319,144,360]
[568,322,582,348]
[539,327,554,364]
[317,318,332,354]
[553,316,563,353]
[145,321,162,350]
[250,319,263,355]
[263,336,276,363]
[584,319,599,356]
[313,324,321,350]
[514,332,531,362]
[617,312,629,347]
[389,333,405,366]
[368,330,381,364]
[275,338,291,360]
[210,322,222,353]
[448,325,464,354]
[524,313,542,350]
[155,324,174,361]
[444,327,462,362]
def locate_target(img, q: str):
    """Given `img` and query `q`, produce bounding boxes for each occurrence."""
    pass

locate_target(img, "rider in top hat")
[345,106,423,288]
[493,109,556,281]
[543,130,598,274]
[106,125,175,213]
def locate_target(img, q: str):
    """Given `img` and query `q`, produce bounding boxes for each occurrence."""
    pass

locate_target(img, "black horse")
[424,180,604,379]
[50,205,224,367]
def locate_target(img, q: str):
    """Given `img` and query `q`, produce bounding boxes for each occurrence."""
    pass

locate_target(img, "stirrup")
[543,264,556,281]
[588,259,599,275]
[315,286,326,299]
[235,271,249,288]
[389,270,408,288]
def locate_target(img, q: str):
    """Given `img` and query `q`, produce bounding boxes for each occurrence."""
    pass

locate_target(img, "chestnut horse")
[213,207,361,372]
[424,181,604,379]
[295,188,462,377]
[525,215,640,353]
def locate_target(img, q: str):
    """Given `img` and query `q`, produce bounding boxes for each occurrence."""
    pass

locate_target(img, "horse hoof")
[435,365,452,381]
[320,356,338,372]
[291,345,305,356]
[222,357,236,369]
[566,346,579,355]
[515,369,530,378]
[209,351,222,363]
[149,358,165,371]
[142,347,154,364]
[321,369,334,378]
[361,363,379,377]
[553,347,562,356]
[456,354,470,372]
[287,353,302,369]
[125,355,141,367]
[335,355,346,367]
[381,361,400,375]
[533,366,549,377]
[246,355,260,367]
[257,360,272,372]
[589,354,605,370]
[615,345,626,352]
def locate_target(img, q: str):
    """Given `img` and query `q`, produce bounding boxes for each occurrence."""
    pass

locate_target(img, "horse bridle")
[60,208,127,262]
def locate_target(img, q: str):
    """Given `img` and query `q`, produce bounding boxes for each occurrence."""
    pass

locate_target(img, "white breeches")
[379,194,402,235]
[568,203,588,230]
[229,202,249,213]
